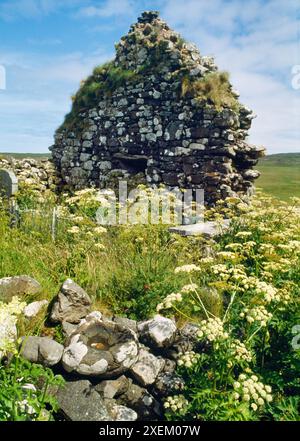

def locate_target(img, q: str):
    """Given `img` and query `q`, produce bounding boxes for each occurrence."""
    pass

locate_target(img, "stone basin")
[62,316,139,378]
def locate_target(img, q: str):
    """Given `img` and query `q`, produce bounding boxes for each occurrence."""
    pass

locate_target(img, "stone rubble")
[9,275,201,421]
[0,157,59,192]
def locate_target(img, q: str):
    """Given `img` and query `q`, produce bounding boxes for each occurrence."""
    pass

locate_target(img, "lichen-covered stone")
[62,316,139,377]
[138,315,177,349]
[130,348,165,386]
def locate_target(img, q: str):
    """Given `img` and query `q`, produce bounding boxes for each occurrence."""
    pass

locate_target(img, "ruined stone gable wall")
[51,11,264,205]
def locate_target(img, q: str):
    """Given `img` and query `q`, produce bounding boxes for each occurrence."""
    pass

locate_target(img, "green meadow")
[256,153,300,201]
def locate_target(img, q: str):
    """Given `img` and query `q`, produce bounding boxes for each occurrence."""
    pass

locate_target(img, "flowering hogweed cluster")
[240,305,272,327]
[0,297,26,358]
[164,395,189,415]
[229,340,253,364]
[197,317,229,342]
[233,374,272,411]
[254,281,279,303]
[174,264,201,274]
[177,351,200,368]
[156,283,198,312]
[157,292,182,312]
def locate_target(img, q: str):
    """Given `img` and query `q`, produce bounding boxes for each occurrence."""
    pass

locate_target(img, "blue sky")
[0,0,299,154]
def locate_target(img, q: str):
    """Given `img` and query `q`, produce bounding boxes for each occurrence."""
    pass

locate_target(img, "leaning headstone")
[0,169,18,198]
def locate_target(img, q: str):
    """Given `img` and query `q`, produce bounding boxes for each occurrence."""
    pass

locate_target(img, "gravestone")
[0,169,18,198]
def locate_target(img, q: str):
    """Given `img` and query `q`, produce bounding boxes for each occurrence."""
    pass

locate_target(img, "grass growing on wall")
[61,61,141,131]
[181,71,240,112]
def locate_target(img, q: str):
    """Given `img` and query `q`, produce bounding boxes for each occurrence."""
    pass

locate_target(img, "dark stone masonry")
[50,10,265,205]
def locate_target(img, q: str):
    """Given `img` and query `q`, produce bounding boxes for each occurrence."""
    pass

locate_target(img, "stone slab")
[0,169,18,197]
[169,219,230,237]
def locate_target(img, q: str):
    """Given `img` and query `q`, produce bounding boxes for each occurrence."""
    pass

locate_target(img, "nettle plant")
[159,195,300,421]
[0,297,64,421]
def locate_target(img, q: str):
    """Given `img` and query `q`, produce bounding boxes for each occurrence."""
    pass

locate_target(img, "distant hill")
[259,152,300,166]
[0,152,51,160]
[257,153,300,200]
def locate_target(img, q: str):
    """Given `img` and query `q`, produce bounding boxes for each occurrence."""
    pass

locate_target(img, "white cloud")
[160,0,300,154]
[0,0,299,154]
[77,0,134,18]
[0,0,82,21]
[0,47,112,152]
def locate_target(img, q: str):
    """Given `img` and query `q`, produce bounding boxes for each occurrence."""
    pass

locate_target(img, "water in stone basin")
[86,324,120,351]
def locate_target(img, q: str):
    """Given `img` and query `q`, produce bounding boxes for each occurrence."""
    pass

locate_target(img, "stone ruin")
[50,10,265,205]
[0,276,198,421]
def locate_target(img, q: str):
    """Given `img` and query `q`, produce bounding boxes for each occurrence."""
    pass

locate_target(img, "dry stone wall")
[50,10,265,205]
[0,157,59,192]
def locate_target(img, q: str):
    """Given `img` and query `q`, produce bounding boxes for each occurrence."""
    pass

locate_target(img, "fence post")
[9,198,20,228]
[51,206,57,242]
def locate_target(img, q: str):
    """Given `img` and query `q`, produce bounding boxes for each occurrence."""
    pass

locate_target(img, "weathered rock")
[62,316,139,377]
[21,336,63,367]
[0,276,41,303]
[108,404,137,422]
[113,316,138,333]
[57,380,137,421]
[130,348,165,386]
[138,315,177,349]
[94,375,130,399]
[23,300,49,319]
[50,279,92,324]
[104,399,138,421]
[152,372,185,397]
[0,169,18,197]
[61,320,78,337]
[169,219,230,237]
[117,381,162,421]
[57,380,111,421]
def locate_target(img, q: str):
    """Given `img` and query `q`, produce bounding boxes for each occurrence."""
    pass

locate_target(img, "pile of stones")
[0,276,198,421]
[0,157,59,192]
[51,10,264,206]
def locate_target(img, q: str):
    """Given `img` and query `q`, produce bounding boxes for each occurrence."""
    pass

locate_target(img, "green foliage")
[181,71,240,112]
[61,61,140,131]
[161,194,300,421]
[0,356,64,421]
[1,186,300,421]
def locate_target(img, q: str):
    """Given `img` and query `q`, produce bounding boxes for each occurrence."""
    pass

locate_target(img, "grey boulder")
[57,380,110,421]
[130,348,165,386]
[138,315,177,349]
[50,279,92,324]
[23,300,49,319]
[21,336,63,367]
[62,315,139,377]
[0,275,41,303]
[56,380,137,421]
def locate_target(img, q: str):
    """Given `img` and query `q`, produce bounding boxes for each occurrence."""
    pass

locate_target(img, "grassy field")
[256,153,300,201]
[0,152,50,160]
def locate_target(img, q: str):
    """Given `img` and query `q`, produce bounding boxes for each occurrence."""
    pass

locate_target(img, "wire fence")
[8,202,74,242]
